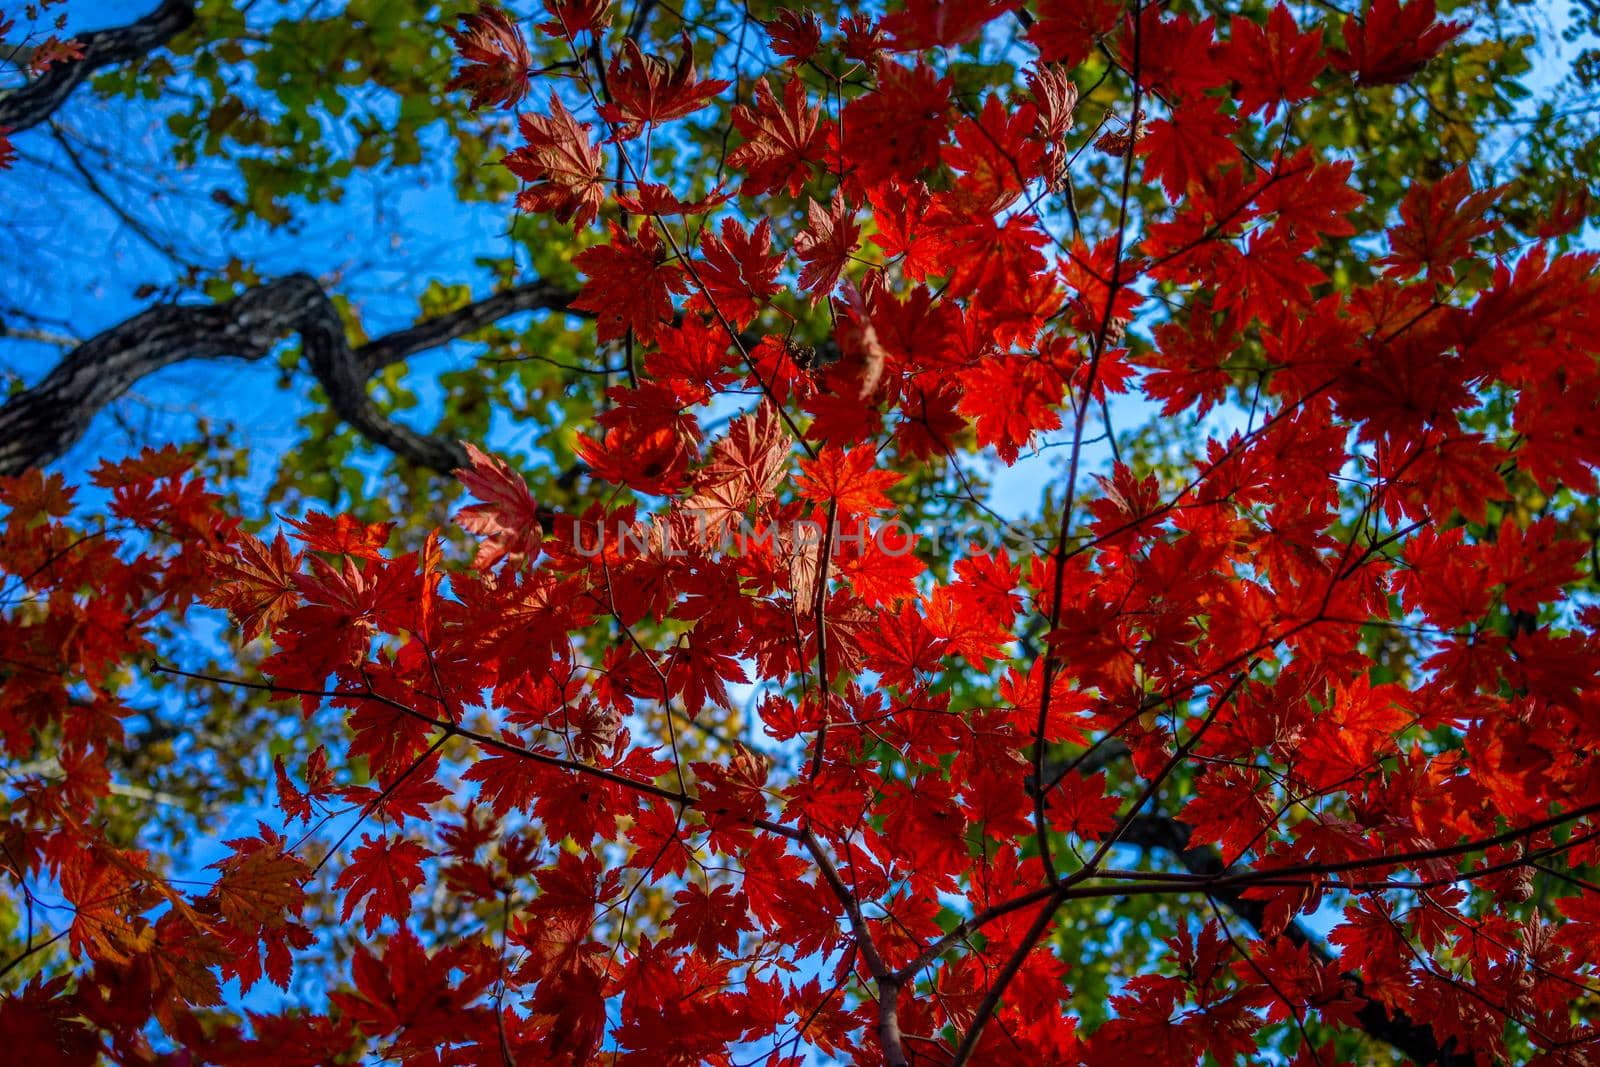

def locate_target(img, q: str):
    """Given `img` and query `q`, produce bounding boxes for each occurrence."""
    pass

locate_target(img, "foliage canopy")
[3,0,1600,1064]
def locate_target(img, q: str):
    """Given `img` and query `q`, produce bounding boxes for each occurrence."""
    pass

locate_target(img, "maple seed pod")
[785,340,821,371]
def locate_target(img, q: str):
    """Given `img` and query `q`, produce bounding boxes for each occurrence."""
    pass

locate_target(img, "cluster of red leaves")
[0,451,262,1061]
[7,0,1600,1065]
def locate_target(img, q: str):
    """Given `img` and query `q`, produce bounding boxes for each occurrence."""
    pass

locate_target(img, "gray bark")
[0,273,577,475]
[0,0,195,132]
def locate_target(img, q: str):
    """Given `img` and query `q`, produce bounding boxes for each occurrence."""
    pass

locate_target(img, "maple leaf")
[1535,187,1591,239]
[1331,0,1466,85]
[574,381,700,493]
[691,217,783,328]
[283,510,392,558]
[944,94,1044,213]
[627,800,694,878]
[842,60,952,188]
[1380,168,1501,281]
[0,977,99,1065]
[1297,677,1412,790]
[1181,771,1276,862]
[1030,63,1080,164]
[958,355,1064,465]
[879,0,1020,50]
[1137,314,1238,419]
[454,442,544,570]
[209,830,307,928]
[837,516,926,608]
[446,4,533,111]
[692,745,770,854]
[539,0,612,37]
[858,602,947,690]
[1254,152,1364,247]
[463,742,553,815]
[599,35,732,137]
[669,628,749,715]
[729,76,823,196]
[793,193,860,303]
[205,530,302,642]
[614,181,733,216]
[572,219,688,343]
[683,401,791,536]
[1219,4,1326,116]
[1491,515,1587,615]
[1061,236,1144,336]
[766,9,822,65]
[1052,771,1121,838]
[795,445,900,515]
[645,314,738,402]
[505,92,607,227]
[331,927,493,1042]
[1140,96,1240,199]
[667,883,754,957]
[59,848,160,966]
[333,834,433,935]
[1030,0,1123,66]
[868,181,948,282]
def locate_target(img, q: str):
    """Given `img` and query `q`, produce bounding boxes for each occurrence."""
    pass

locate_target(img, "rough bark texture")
[1122,813,1474,1065]
[0,0,196,132]
[0,273,577,476]
[0,1,589,477]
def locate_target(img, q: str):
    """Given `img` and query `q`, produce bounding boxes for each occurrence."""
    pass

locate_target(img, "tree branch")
[0,272,577,476]
[0,0,195,133]
[1119,813,1475,1066]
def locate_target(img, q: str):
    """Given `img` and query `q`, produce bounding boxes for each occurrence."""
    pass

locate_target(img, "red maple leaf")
[691,217,783,328]
[205,531,301,643]
[1380,168,1502,281]
[795,445,900,515]
[1140,96,1239,199]
[1331,0,1466,85]
[446,4,532,110]
[943,94,1043,213]
[1218,4,1326,116]
[539,0,612,37]
[683,401,791,536]
[284,510,392,558]
[667,883,754,957]
[729,76,824,196]
[765,9,822,65]
[1030,0,1123,66]
[1052,771,1121,838]
[879,0,1020,51]
[333,835,433,935]
[841,60,952,188]
[571,219,688,343]
[505,92,607,227]
[454,443,544,571]
[794,193,860,303]
[598,36,732,137]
